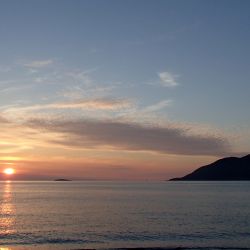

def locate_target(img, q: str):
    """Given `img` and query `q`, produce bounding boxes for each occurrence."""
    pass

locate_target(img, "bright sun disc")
[3,168,15,175]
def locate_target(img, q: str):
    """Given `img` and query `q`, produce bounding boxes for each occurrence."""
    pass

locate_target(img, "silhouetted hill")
[169,154,250,181]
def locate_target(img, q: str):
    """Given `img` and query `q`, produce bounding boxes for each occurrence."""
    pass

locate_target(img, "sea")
[0,181,250,250]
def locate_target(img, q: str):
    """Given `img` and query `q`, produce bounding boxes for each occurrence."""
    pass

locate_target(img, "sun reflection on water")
[0,181,16,236]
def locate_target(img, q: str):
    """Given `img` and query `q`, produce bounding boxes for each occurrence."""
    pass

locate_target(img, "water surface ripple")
[0,181,250,249]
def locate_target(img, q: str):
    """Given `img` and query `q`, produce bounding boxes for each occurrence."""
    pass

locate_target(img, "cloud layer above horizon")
[27,117,230,156]
[0,58,236,161]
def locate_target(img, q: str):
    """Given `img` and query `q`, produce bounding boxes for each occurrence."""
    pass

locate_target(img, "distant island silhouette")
[54,179,71,181]
[170,154,250,181]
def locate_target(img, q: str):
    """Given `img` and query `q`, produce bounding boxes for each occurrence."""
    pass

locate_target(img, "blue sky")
[0,0,249,179]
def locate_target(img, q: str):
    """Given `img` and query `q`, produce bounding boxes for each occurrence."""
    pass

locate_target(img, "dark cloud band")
[28,118,231,156]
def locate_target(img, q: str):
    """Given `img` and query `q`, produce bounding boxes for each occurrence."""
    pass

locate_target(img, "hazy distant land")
[170,154,250,181]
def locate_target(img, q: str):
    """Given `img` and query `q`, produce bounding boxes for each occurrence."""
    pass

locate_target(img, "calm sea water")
[0,181,250,249]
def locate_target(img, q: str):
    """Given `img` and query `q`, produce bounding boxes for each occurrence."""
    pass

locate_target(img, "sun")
[3,168,15,175]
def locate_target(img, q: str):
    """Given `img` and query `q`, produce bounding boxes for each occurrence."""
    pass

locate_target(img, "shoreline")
[3,246,250,250]
[73,248,250,250]
[74,248,250,250]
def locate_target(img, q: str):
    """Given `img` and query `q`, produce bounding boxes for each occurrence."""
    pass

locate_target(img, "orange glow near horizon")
[3,168,15,175]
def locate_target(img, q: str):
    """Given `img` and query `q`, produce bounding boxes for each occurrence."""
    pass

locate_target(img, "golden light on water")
[3,168,15,175]
[0,182,16,235]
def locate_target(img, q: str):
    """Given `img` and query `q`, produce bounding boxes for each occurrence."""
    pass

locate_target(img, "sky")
[0,0,250,180]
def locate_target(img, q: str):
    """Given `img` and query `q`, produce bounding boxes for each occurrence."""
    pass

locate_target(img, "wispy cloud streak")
[143,100,172,113]
[23,59,54,68]
[3,98,132,114]
[158,71,179,87]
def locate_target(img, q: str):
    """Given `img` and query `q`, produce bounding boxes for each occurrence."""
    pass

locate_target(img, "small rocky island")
[170,154,250,181]
[54,179,71,181]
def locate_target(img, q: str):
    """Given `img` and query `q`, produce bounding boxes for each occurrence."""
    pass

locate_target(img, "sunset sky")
[0,0,250,180]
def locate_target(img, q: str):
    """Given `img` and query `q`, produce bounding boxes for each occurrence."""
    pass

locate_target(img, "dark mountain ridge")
[170,154,250,181]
